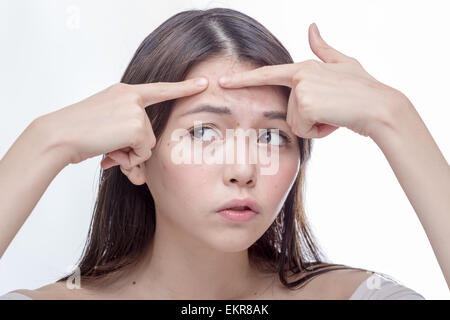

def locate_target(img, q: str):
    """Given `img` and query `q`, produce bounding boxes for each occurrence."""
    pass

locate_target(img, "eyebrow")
[177,104,287,121]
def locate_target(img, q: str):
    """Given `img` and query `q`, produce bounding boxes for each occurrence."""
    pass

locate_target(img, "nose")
[222,134,258,189]
[223,163,257,188]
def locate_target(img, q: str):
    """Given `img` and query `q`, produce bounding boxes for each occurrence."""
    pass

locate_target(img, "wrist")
[368,89,413,144]
[30,115,72,169]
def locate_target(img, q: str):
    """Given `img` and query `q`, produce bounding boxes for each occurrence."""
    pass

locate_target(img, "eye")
[258,129,291,146]
[188,125,221,142]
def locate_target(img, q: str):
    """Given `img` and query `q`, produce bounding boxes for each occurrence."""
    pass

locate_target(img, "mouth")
[216,198,261,222]
[216,198,261,213]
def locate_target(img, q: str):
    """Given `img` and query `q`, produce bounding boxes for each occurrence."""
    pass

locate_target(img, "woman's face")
[143,56,300,252]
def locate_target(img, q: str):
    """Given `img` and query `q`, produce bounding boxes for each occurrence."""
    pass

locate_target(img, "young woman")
[0,8,448,300]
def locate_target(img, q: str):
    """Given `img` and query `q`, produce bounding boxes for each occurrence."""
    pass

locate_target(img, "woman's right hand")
[36,78,209,174]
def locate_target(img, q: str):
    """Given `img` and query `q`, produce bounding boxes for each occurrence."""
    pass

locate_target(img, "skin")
[115,55,302,299]
[0,75,210,260]
[217,23,450,290]
[3,22,447,299]
[6,51,373,300]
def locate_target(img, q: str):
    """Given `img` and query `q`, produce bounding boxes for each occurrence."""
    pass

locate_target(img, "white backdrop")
[0,0,449,299]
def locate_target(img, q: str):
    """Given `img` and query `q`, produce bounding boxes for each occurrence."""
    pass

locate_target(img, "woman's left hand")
[222,23,450,289]
[218,22,405,139]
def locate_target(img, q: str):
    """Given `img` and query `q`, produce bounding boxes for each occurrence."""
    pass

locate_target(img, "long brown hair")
[58,7,369,292]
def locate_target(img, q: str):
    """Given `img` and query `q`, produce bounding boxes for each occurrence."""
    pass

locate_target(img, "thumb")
[308,23,354,63]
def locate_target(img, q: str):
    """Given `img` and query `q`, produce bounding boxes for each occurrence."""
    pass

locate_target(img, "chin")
[205,232,259,253]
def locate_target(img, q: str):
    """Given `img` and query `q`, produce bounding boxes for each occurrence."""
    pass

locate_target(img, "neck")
[123,215,272,299]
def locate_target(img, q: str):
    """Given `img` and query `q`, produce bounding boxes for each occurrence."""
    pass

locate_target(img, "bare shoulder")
[272,268,375,300]
[11,281,97,300]
[316,268,375,299]
[9,269,375,300]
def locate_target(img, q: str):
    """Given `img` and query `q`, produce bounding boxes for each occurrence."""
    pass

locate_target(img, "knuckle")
[134,148,151,164]
[149,134,157,148]
[296,92,311,107]
[120,165,131,175]
[294,80,308,95]
[111,82,130,92]
[292,72,304,86]
[145,147,153,159]
[304,59,318,66]
[129,157,140,168]
[292,127,301,138]
[292,60,318,85]
[300,59,319,71]
[290,121,302,137]
[129,92,144,106]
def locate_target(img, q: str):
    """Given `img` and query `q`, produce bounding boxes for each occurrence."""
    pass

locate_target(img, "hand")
[218,23,403,139]
[36,78,209,178]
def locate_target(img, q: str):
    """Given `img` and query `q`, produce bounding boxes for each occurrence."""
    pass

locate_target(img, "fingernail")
[311,23,321,39]
[219,76,231,85]
[195,77,208,87]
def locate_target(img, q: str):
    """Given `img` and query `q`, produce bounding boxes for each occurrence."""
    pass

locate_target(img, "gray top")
[0,292,33,300]
[0,272,425,300]
[348,272,425,300]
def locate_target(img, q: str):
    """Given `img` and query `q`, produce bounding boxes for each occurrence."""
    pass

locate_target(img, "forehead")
[172,56,287,116]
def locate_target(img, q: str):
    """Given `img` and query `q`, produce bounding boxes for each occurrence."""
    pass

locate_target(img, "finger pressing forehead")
[130,77,209,107]
[218,64,295,88]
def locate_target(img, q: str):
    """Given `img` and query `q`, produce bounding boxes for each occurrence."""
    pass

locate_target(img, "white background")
[0,0,449,299]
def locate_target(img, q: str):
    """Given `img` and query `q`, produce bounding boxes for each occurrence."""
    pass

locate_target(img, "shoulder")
[272,268,376,299]
[311,268,377,299]
[0,290,33,300]
[2,281,97,300]
[348,272,425,300]
[277,268,424,300]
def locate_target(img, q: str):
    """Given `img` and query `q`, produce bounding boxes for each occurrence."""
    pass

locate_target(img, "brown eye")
[189,125,220,142]
[258,129,290,146]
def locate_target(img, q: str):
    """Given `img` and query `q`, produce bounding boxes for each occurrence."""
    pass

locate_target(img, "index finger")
[130,77,209,107]
[218,64,297,89]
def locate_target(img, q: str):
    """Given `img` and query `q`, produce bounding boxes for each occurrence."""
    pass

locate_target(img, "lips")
[216,198,261,214]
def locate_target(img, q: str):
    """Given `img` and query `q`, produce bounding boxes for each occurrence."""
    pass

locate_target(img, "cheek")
[262,154,300,214]
[162,162,215,197]
[152,141,219,208]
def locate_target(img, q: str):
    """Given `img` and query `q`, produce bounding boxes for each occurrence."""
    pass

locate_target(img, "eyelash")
[187,124,292,146]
